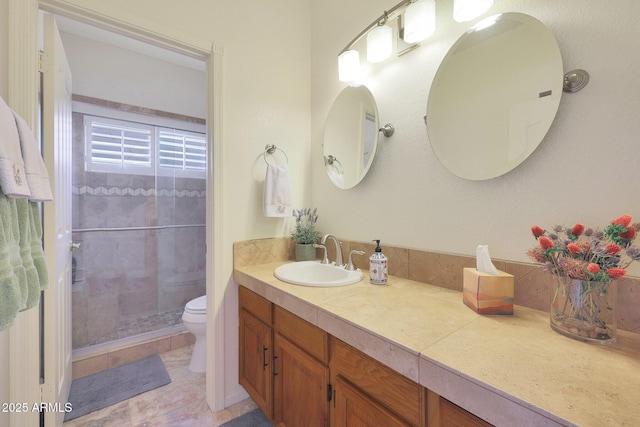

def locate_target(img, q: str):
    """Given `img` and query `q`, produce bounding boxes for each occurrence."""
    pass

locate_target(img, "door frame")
[9,0,226,414]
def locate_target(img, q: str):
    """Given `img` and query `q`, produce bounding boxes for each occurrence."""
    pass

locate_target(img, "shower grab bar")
[72,224,205,233]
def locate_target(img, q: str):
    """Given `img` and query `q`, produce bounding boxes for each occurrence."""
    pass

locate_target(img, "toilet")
[182,295,207,372]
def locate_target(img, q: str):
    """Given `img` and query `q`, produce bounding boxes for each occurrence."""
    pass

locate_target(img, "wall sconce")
[367,24,393,63]
[338,50,362,83]
[337,0,493,84]
[404,0,436,43]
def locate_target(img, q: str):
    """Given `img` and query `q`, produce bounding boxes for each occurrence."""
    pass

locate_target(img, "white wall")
[59,30,207,119]
[310,0,640,273]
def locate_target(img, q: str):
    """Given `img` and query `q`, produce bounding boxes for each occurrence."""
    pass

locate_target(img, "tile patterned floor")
[63,346,257,426]
[79,309,185,349]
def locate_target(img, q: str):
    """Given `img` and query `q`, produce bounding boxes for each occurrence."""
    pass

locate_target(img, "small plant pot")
[295,244,316,262]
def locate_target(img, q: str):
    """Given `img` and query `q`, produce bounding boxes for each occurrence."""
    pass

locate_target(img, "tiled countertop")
[234,262,640,427]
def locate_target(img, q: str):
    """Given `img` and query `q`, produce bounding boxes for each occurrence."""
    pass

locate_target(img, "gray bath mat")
[221,408,272,427]
[64,354,171,422]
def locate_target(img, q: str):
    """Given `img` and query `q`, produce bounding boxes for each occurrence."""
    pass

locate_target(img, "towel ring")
[263,144,289,165]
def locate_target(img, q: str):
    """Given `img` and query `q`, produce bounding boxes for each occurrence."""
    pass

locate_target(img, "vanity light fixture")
[367,23,393,63]
[453,0,493,23]
[338,0,492,84]
[338,50,362,83]
[403,0,436,43]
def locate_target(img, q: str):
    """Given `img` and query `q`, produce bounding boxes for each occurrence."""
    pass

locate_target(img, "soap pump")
[369,240,388,285]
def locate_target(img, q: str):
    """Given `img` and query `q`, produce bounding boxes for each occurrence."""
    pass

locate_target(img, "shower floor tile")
[77,308,185,350]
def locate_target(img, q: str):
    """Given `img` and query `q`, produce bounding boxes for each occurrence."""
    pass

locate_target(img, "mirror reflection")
[323,86,379,189]
[427,13,563,180]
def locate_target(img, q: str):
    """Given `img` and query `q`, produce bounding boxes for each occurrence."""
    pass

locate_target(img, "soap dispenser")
[369,240,388,285]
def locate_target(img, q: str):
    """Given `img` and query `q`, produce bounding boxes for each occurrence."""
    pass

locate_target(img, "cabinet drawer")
[331,337,421,426]
[274,306,329,364]
[239,286,272,325]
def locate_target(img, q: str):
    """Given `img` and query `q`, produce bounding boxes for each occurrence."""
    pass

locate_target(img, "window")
[84,115,206,178]
[157,128,207,173]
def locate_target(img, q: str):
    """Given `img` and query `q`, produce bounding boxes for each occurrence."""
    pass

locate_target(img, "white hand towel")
[0,96,30,198]
[263,164,292,217]
[12,110,53,202]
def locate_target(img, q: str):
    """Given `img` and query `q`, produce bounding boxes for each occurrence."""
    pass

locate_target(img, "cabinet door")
[333,376,412,427]
[239,310,273,419]
[426,390,493,427]
[273,333,330,427]
[331,337,422,426]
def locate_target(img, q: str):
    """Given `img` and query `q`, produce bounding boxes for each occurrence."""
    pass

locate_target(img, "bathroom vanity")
[235,261,640,426]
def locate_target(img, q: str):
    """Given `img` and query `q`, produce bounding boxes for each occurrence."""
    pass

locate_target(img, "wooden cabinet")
[239,286,273,419]
[239,286,330,426]
[333,375,413,426]
[273,305,330,427]
[426,390,492,427]
[273,333,330,426]
[239,285,493,427]
[330,337,424,427]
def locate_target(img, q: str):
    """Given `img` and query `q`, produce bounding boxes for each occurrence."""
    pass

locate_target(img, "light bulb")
[338,50,361,83]
[403,0,436,44]
[367,24,392,63]
[453,0,493,23]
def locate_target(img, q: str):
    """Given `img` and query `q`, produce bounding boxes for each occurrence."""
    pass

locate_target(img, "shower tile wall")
[71,112,206,349]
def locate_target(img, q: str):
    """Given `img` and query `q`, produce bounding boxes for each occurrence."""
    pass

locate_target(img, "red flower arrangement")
[528,215,640,283]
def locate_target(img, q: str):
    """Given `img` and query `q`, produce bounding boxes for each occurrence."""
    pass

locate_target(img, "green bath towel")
[17,198,40,310]
[29,201,48,292]
[7,196,27,310]
[0,192,21,330]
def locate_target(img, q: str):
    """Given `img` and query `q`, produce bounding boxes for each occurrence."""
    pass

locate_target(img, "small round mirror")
[427,13,563,180]
[323,86,379,189]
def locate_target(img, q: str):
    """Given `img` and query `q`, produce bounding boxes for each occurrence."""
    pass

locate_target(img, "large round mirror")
[427,13,563,180]
[323,86,379,189]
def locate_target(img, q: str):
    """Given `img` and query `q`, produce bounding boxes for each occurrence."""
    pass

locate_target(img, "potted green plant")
[291,208,320,261]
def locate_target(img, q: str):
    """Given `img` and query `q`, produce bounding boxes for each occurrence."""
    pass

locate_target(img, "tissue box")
[463,268,514,315]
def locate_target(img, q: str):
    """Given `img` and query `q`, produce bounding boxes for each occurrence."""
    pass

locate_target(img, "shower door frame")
[14,0,225,415]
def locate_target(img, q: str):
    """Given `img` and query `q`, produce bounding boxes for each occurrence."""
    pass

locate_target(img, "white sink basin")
[274,261,363,287]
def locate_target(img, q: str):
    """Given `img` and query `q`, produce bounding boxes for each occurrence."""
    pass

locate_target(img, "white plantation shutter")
[91,123,152,166]
[158,128,207,174]
[84,115,206,178]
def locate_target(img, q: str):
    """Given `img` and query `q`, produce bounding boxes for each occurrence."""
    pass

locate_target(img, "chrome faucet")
[313,243,330,264]
[346,250,365,271]
[321,234,344,267]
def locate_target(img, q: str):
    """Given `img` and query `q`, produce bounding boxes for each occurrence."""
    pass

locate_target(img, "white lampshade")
[338,50,361,83]
[453,0,493,23]
[366,24,393,63]
[403,0,436,44]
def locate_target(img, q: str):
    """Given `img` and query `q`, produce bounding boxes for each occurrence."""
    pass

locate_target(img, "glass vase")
[550,276,617,344]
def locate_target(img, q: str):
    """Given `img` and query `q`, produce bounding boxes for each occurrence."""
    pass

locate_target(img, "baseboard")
[224,384,250,409]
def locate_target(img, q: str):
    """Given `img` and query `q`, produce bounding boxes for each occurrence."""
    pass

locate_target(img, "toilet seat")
[185,295,206,315]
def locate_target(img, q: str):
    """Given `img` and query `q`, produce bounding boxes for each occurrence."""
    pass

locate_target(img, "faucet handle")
[345,250,365,271]
[314,244,330,264]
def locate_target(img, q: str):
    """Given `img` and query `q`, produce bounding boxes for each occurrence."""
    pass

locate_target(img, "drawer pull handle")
[262,346,268,370]
[273,354,278,377]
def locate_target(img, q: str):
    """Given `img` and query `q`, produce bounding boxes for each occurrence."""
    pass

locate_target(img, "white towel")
[12,110,53,202]
[263,164,292,217]
[0,96,30,198]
